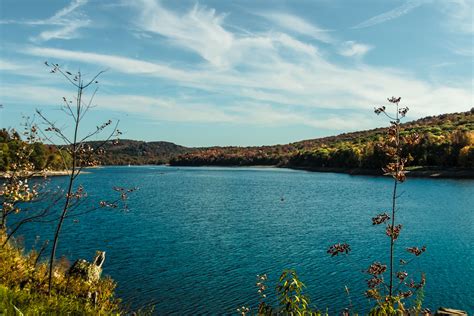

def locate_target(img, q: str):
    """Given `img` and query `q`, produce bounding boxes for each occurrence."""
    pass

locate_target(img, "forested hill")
[84,139,193,165]
[0,137,192,171]
[1,110,473,172]
[169,110,474,170]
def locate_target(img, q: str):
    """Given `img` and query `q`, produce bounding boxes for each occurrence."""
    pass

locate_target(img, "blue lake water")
[17,166,474,314]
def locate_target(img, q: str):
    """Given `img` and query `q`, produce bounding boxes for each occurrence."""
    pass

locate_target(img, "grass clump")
[0,232,121,315]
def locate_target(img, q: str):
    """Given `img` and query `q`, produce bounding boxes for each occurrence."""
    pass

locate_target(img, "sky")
[0,0,472,147]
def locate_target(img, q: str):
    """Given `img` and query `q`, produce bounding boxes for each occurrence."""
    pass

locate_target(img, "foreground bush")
[0,232,120,315]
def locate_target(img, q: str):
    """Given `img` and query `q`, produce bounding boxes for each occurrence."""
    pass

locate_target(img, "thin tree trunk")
[1,212,6,230]
[389,102,400,298]
[389,178,397,297]
[47,84,82,295]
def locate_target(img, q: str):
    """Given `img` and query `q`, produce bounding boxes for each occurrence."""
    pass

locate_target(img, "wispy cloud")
[6,2,472,131]
[256,11,372,59]
[0,82,372,130]
[130,1,337,69]
[338,41,373,57]
[435,0,473,59]
[34,20,90,42]
[439,0,473,34]
[257,12,334,44]
[451,46,473,56]
[352,0,428,29]
[48,0,88,21]
[132,0,233,68]
[0,60,24,71]
[21,45,472,120]
[24,46,201,83]
[0,0,90,42]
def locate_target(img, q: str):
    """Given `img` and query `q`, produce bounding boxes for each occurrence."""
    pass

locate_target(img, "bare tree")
[39,62,122,294]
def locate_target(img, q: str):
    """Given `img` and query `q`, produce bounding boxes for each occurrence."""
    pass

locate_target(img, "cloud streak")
[257,12,334,44]
[133,0,233,68]
[352,0,428,29]
[0,82,365,131]
[0,0,90,42]
[3,1,472,134]
[439,0,473,34]
[338,41,373,57]
[21,44,472,120]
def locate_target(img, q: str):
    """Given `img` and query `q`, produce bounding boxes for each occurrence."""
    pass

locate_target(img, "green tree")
[31,142,46,170]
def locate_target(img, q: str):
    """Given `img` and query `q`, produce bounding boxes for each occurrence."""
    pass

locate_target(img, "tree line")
[170,111,474,170]
[0,128,70,172]
[2,111,473,172]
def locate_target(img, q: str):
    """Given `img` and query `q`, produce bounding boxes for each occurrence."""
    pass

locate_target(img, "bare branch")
[82,70,107,89]
[36,110,72,145]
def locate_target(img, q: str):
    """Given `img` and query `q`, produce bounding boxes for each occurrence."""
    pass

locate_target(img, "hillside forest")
[1,110,473,173]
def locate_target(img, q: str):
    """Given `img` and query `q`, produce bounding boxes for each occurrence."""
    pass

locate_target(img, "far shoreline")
[285,166,474,179]
[0,170,93,179]
[99,164,474,179]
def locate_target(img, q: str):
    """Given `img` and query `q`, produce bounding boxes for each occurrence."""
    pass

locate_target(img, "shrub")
[0,232,121,314]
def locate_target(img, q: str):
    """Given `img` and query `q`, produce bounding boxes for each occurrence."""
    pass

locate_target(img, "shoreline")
[11,165,470,179]
[285,166,474,179]
[166,164,474,179]
[0,170,69,178]
[0,170,93,179]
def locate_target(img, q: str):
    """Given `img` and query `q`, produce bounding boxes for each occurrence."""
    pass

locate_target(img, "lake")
[17,166,474,314]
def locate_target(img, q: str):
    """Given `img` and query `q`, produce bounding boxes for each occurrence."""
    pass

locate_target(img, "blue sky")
[0,0,472,146]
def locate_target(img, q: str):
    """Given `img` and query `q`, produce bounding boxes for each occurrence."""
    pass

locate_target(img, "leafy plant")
[276,269,312,314]
[365,97,426,314]
[324,98,428,314]
[241,270,325,316]
[1,124,43,231]
[0,121,69,247]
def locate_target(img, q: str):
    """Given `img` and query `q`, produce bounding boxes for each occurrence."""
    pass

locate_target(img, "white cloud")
[338,41,373,57]
[439,0,474,33]
[451,47,473,56]
[0,0,90,42]
[0,83,231,123]
[257,12,334,44]
[48,0,88,21]
[0,58,61,81]
[352,0,428,29]
[25,46,194,81]
[21,45,472,121]
[131,2,324,69]
[133,0,233,68]
[0,82,373,131]
[0,84,68,106]
[13,2,473,130]
[227,103,373,130]
[0,60,23,71]
[34,19,90,42]
[257,11,373,60]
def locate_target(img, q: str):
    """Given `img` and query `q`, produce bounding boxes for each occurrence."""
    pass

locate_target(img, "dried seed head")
[327,243,351,257]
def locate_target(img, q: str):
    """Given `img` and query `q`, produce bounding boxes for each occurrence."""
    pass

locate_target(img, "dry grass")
[0,232,121,315]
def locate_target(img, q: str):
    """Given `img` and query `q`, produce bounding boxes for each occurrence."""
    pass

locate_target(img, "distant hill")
[292,110,474,149]
[0,136,193,172]
[3,111,472,176]
[85,139,194,165]
[169,110,474,171]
